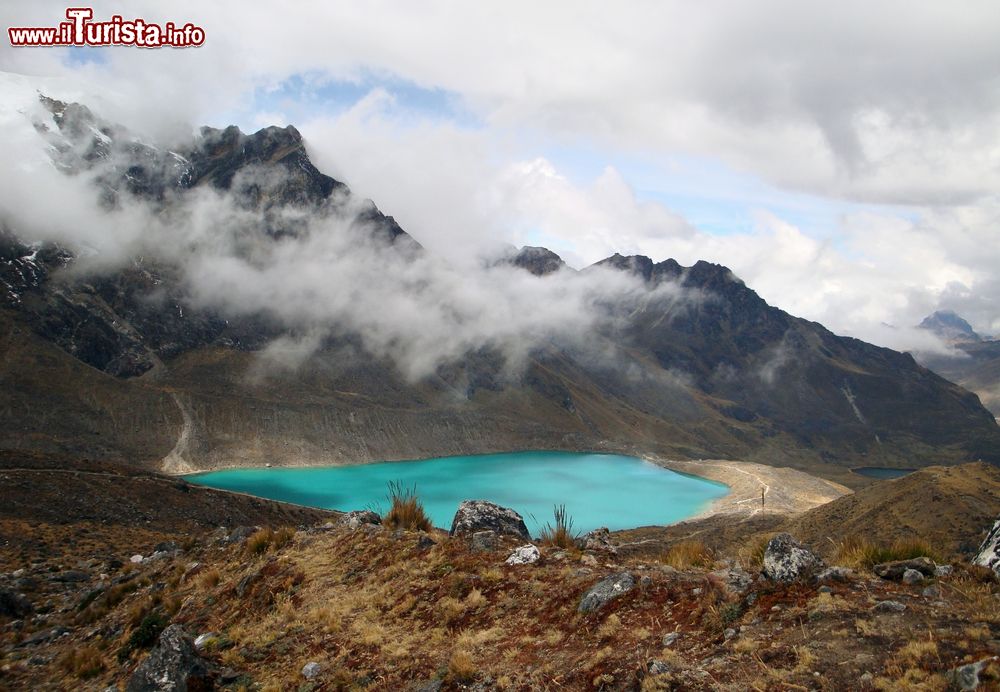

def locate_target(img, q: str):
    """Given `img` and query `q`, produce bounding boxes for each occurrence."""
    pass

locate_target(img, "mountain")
[1,83,999,481]
[916,310,1000,418]
[919,309,981,343]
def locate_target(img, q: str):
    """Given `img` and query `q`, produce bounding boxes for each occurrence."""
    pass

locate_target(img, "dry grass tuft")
[199,567,221,589]
[448,649,477,683]
[58,645,105,679]
[382,481,432,532]
[538,504,578,548]
[663,540,714,569]
[834,536,939,570]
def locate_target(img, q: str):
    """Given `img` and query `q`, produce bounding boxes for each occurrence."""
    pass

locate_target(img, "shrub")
[538,504,577,549]
[383,481,432,532]
[119,611,168,661]
[664,540,714,569]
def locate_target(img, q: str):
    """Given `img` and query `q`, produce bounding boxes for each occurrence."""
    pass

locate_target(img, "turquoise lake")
[186,451,729,535]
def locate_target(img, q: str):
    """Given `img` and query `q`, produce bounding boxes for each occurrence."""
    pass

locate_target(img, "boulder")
[339,510,382,530]
[946,657,998,691]
[902,568,924,585]
[125,625,217,692]
[974,517,1000,577]
[577,527,618,554]
[578,572,635,613]
[449,501,529,540]
[761,534,824,583]
[469,530,498,553]
[816,566,854,583]
[0,590,32,618]
[301,661,321,679]
[873,557,936,581]
[505,545,540,565]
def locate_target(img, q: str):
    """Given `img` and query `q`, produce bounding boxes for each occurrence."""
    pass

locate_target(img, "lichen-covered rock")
[974,517,1000,576]
[873,557,936,581]
[470,530,498,552]
[710,566,754,594]
[301,661,321,679]
[339,510,382,530]
[505,544,540,565]
[761,533,824,582]
[578,572,635,613]
[946,657,998,691]
[449,500,529,540]
[577,527,618,554]
[125,625,216,692]
[902,568,924,585]
[816,566,854,583]
[871,600,907,614]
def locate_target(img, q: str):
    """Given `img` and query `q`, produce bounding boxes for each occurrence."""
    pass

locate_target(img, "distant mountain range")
[917,310,1000,418]
[1,81,998,480]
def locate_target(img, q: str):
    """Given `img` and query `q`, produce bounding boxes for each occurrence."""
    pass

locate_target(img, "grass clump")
[59,645,105,679]
[244,526,296,556]
[538,504,578,548]
[447,649,477,683]
[663,540,714,569]
[383,481,432,532]
[835,536,940,570]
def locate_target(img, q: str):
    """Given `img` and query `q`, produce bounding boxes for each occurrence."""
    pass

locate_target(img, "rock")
[182,563,204,583]
[416,534,436,551]
[710,566,754,594]
[922,584,942,598]
[935,564,953,577]
[301,661,321,679]
[946,657,998,691]
[449,500,530,540]
[193,632,217,650]
[724,627,737,640]
[974,518,1000,576]
[580,554,598,567]
[505,545,540,565]
[902,568,924,585]
[816,566,854,583]
[818,585,833,594]
[130,555,144,564]
[871,600,907,614]
[227,526,258,543]
[761,534,824,583]
[153,541,179,553]
[640,575,652,587]
[662,632,680,647]
[647,660,672,676]
[577,527,618,554]
[339,510,382,530]
[126,625,216,692]
[0,590,32,618]
[873,557,936,581]
[578,572,635,613]
[209,527,229,543]
[50,570,89,583]
[469,530,498,553]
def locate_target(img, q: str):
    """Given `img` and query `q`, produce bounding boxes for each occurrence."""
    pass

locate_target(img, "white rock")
[505,544,540,565]
[973,518,1000,576]
[301,662,321,679]
[129,554,143,564]
[193,633,216,650]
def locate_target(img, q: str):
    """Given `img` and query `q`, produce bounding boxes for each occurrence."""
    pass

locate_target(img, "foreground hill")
[1,76,998,478]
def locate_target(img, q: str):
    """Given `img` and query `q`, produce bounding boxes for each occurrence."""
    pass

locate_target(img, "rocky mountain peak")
[919,310,981,343]
[507,246,566,276]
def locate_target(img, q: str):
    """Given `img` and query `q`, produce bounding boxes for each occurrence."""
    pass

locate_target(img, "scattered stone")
[125,625,217,692]
[711,566,754,594]
[662,632,680,647]
[860,672,873,686]
[578,572,635,613]
[902,568,925,585]
[193,633,217,650]
[301,661,322,679]
[577,527,618,554]
[816,566,854,583]
[49,570,89,583]
[935,564,953,577]
[449,500,530,540]
[580,554,598,567]
[640,575,652,588]
[647,660,672,676]
[17,627,70,648]
[411,680,443,692]
[762,533,824,583]
[770,605,782,612]
[974,517,1000,576]
[227,526,258,544]
[339,510,382,530]
[570,568,593,578]
[469,530,498,553]
[209,527,229,543]
[946,657,998,691]
[416,534,436,550]
[0,590,32,618]
[129,555,144,564]
[818,585,833,594]
[922,584,942,599]
[873,557,935,581]
[182,563,204,583]
[724,628,737,640]
[153,541,179,553]
[871,600,907,614]
[550,550,569,561]
[692,587,703,596]
[505,544,540,566]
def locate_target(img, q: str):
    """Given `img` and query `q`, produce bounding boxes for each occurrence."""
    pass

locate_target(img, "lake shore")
[644,456,852,519]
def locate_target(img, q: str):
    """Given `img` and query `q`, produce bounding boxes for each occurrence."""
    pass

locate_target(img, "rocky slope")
[917,311,1000,418]
[1,83,999,479]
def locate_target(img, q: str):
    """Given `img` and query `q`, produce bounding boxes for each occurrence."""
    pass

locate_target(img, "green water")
[852,466,915,480]
[186,451,729,535]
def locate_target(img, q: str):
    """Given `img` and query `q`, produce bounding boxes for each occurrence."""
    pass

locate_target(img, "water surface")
[852,466,916,480]
[187,451,728,535]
